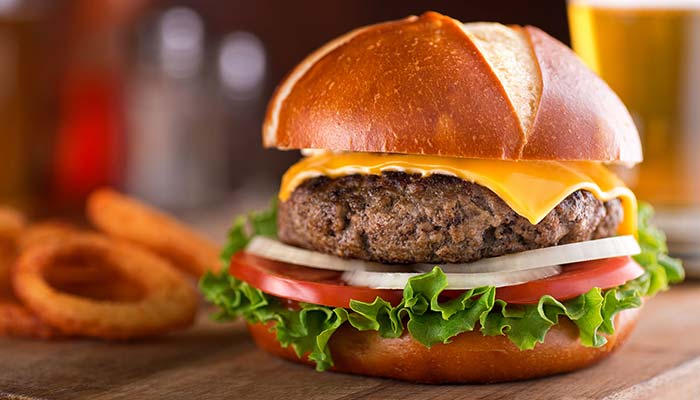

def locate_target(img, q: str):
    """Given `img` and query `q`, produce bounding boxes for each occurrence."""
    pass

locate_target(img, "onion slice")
[413,235,641,274]
[246,236,410,273]
[342,265,562,290]
[246,235,639,285]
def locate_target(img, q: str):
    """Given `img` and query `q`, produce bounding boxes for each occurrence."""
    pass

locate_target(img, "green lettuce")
[200,201,683,371]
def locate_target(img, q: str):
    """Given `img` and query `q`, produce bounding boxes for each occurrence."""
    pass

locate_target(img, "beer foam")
[570,0,700,8]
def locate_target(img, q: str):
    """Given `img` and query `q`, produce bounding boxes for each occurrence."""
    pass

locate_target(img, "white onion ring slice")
[246,236,410,273]
[341,265,562,290]
[412,235,640,273]
[246,235,639,283]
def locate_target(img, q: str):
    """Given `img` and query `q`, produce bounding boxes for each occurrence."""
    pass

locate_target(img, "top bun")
[263,12,642,164]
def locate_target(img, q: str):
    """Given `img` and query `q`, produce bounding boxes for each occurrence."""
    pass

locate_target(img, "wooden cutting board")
[1,282,699,400]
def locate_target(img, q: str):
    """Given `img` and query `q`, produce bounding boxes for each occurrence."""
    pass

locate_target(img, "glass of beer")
[568,0,700,273]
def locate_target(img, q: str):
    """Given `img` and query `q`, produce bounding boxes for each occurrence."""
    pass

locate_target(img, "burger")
[201,12,683,383]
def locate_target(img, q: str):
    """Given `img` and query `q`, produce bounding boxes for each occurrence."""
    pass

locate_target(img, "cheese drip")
[279,152,637,235]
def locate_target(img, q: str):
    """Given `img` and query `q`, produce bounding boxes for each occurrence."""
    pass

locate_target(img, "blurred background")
[0,0,697,269]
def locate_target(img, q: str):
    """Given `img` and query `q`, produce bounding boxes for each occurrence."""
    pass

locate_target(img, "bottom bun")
[247,306,641,383]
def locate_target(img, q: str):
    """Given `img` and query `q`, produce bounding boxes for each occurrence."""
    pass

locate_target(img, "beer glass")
[0,2,58,212]
[568,0,700,273]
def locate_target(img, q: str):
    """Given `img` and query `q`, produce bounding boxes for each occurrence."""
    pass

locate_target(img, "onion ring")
[0,301,61,339]
[87,188,220,277]
[12,233,197,339]
[19,223,114,286]
[0,207,25,242]
[0,212,61,339]
[18,221,79,251]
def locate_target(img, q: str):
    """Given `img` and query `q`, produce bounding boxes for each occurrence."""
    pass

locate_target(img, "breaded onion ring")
[12,234,197,339]
[0,301,61,339]
[0,207,25,242]
[0,211,61,339]
[18,221,79,251]
[87,189,220,277]
[18,222,113,286]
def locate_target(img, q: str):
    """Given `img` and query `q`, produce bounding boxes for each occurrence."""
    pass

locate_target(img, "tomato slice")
[230,252,404,308]
[494,256,645,304]
[229,252,645,308]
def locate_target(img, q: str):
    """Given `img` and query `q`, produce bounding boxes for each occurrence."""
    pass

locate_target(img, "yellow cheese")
[280,152,638,235]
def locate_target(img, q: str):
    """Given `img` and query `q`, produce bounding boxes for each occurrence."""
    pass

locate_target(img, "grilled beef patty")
[277,172,623,264]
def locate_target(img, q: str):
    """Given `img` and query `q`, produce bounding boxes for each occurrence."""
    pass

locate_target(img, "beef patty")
[277,172,623,264]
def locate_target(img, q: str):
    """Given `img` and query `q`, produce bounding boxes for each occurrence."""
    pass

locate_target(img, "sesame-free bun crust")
[263,12,641,164]
[248,306,640,383]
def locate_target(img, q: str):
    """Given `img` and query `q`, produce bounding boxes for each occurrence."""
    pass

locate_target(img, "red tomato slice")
[230,252,404,308]
[229,252,645,308]
[494,256,645,304]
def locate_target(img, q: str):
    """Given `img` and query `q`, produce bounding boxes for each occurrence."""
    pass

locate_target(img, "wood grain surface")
[1,282,699,400]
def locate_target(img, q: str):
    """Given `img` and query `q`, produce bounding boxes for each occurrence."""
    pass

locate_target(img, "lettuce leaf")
[219,199,277,266]
[201,201,683,371]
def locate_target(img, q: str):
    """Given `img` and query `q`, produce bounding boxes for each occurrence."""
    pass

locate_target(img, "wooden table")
[1,282,699,400]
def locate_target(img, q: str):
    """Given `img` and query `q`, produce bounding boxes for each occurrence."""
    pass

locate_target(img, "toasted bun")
[263,12,641,164]
[248,306,640,383]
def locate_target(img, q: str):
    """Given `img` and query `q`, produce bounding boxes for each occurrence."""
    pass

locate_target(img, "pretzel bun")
[263,12,641,164]
[248,306,640,383]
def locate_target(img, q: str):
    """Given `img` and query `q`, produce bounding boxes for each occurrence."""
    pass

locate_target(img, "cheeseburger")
[202,12,684,383]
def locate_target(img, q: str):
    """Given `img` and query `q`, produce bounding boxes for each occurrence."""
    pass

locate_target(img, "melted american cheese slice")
[280,152,638,235]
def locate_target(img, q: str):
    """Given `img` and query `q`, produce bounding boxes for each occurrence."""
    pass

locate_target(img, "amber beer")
[569,0,700,205]
[568,0,700,270]
[0,3,58,212]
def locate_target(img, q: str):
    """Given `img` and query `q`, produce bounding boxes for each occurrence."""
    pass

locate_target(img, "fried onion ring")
[0,301,61,339]
[87,189,220,277]
[0,212,61,339]
[18,221,79,251]
[19,223,115,286]
[0,207,25,241]
[12,234,197,339]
